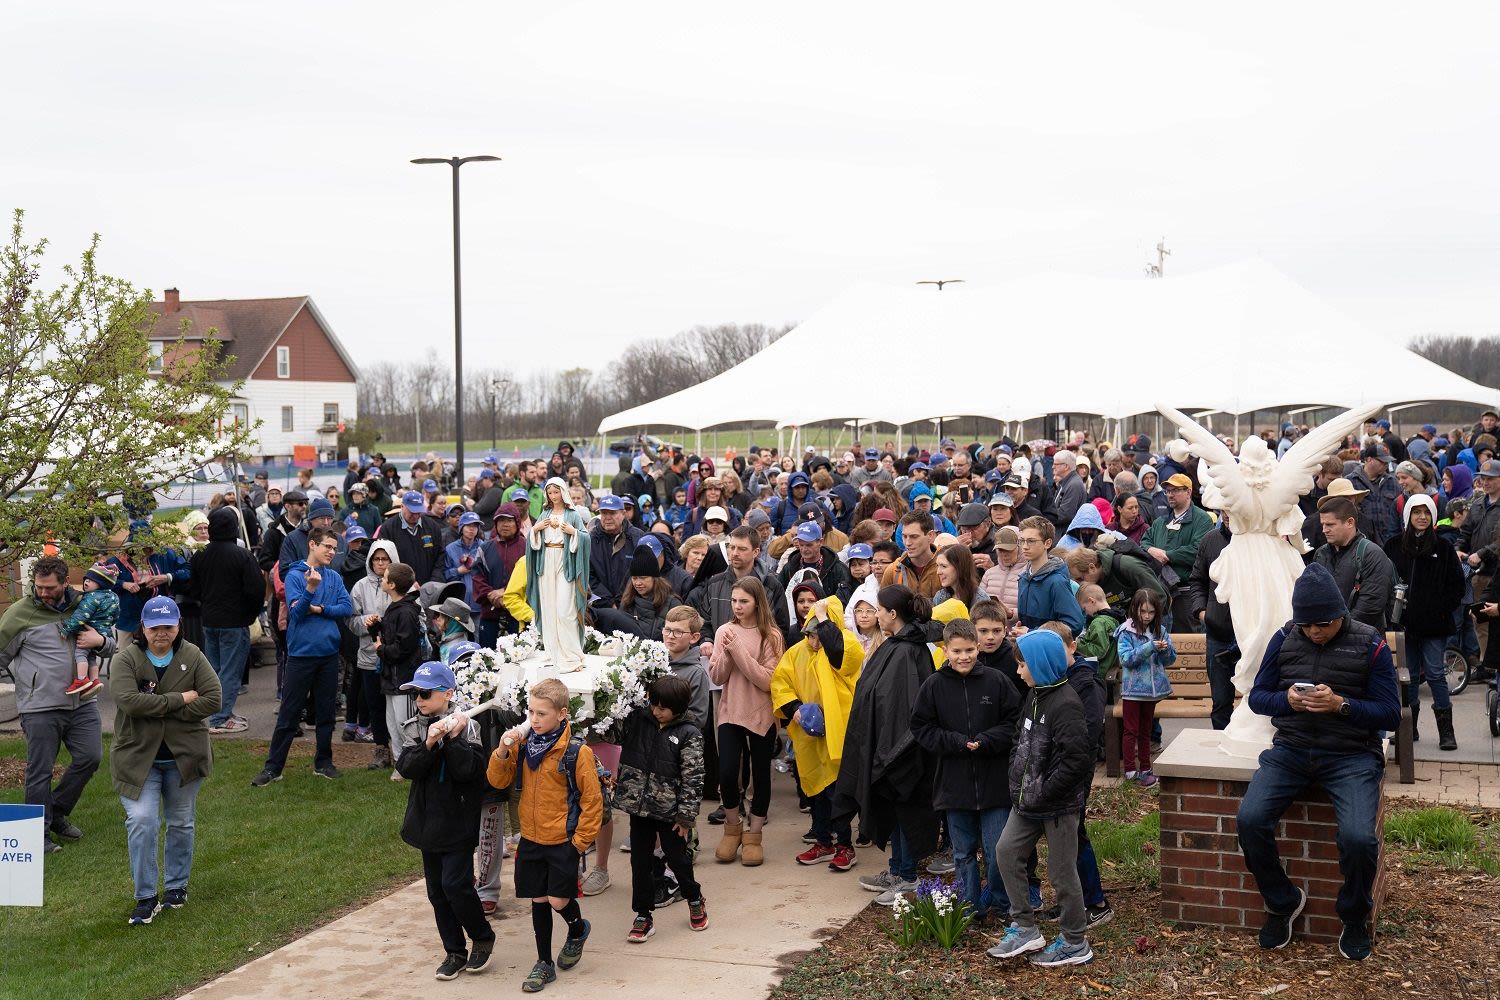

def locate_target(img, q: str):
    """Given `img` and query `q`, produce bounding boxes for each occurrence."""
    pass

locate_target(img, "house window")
[323,402,339,425]
[148,342,164,374]
[281,406,294,433]
[230,403,249,426]
[276,346,290,379]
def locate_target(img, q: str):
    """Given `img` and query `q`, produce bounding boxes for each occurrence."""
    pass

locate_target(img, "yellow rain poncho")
[770,595,864,797]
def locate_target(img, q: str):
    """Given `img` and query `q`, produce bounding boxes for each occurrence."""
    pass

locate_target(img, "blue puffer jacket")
[774,473,814,533]
[1116,621,1176,701]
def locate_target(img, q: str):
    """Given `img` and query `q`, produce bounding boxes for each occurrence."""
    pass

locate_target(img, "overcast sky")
[9,2,1500,375]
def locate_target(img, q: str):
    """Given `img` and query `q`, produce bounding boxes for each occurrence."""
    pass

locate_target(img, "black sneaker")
[801,828,817,844]
[557,918,590,970]
[707,807,726,826]
[465,938,494,973]
[163,888,189,909]
[44,837,61,855]
[1258,888,1307,950]
[521,961,556,992]
[249,769,282,787]
[1036,903,1061,922]
[313,764,341,780]
[1338,921,1371,961]
[341,727,357,742]
[435,952,467,981]
[129,896,162,926]
[1085,902,1113,928]
[50,817,82,841]
[854,831,873,848]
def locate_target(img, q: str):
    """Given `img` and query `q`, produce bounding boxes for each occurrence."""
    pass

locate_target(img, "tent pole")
[695,429,702,456]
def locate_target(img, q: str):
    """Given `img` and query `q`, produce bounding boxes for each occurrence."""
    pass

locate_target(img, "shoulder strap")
[560,735,586,839]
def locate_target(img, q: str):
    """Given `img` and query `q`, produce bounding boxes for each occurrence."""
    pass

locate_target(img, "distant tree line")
[355,322,791,445]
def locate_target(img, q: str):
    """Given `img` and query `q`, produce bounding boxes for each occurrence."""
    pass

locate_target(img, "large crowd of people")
[2,414,1492,979]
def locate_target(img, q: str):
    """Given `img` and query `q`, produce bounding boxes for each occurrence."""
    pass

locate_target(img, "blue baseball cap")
[483,453,499,464]
[847,542,873,561]
[402,490,426,513]
[401,661,457,692]
[344,525,369,542]
[985,468,1004,483]
[597,494,625,511]
[508,486,530,502]
[795,521,823,542]
[141,596,181,628]
[445,641,482,667]
[797,702,826,737]
[423,479,439,493]
[910,461,930,472]
[1376,419,1391,430]
[863,447,880,460]
[637,534,663,557]
[1421,423,1437,434]
[479,469,495,481]
[909,482,934,502]
[458,512,482,528]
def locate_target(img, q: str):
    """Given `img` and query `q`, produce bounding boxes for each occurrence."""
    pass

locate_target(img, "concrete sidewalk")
[181,776,873,1000]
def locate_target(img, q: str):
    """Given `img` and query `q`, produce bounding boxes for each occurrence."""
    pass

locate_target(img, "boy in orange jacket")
[489,678,604,993]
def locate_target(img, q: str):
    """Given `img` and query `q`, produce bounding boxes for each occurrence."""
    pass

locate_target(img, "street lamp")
[411,154,501,484]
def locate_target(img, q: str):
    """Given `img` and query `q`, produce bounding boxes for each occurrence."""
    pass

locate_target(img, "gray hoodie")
[0,588,117,715]
[347,539,398,671]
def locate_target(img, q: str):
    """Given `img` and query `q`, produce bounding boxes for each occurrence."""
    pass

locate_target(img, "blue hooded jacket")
[284,558,354,657]
[1016,629,1070,687]
[828,484,860,534]
[1016,555,1085,636]
[1447,463,1473,500]
[1054,501,1112,553]
[776,472,813,533]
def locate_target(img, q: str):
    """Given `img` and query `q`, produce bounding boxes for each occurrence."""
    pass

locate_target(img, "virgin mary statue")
[526,477,592,672]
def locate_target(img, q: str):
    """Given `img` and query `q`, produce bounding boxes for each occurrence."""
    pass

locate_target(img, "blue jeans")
[203,626,251,726]
[946,807,1009,917]
[1236,744,1383,925]
[888,825,917,883]
[1204,633,1237,730]
[120,761,203,900]
[1075,812,1106,908]
[1446,609,1480,658]
[1406,635,1452,711]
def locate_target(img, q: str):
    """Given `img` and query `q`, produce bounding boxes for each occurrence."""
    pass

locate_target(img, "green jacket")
[1140,505,1215,583]
[1096,546,1168,606]
[1078,611,1121,676]
[109,640,222,800]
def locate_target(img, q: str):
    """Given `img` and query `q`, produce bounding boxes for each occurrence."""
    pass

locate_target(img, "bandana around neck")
[525,724,565,770]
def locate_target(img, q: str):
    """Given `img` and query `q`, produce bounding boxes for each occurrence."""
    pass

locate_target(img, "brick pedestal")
[1154,730,1387,944]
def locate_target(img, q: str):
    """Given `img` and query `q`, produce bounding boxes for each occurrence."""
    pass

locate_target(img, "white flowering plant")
[886,877,971,951]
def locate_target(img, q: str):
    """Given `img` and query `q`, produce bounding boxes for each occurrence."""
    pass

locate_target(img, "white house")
[147,288,359,463]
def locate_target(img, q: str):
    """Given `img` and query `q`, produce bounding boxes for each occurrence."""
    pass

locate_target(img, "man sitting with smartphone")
[1235,563,1401,963]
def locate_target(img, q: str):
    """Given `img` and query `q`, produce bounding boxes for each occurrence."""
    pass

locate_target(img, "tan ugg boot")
[715,821,743,863]
[739,830,764,867]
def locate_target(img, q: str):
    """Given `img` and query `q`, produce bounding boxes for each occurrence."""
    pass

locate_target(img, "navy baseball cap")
[597,495,625,511]
[847,543,873,561]
[478,469,495,481]
[401,661,457,692]
[985,469,1004,483]
[141,596,180,628]
[863,447,879,460]
[401,490,425,512]
[458,512,482,528]
[795,521,823,542]
[910,461,930,472]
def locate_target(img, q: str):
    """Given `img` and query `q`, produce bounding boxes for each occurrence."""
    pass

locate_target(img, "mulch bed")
[773,818,1500,1000]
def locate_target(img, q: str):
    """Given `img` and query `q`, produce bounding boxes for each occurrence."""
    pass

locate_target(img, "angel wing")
[1156,404,1251,512]
[1271,404,1382,506]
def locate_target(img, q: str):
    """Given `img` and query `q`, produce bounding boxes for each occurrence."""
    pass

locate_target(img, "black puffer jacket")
[192,507,267,629]
[395,709,488,852]
[378,592,426,695]
[1009,680,1091,819]
[911,663,1022,811]
[1186,521,1234,643]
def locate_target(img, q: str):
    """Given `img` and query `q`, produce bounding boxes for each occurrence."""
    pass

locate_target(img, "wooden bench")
[1103,631,1414,783]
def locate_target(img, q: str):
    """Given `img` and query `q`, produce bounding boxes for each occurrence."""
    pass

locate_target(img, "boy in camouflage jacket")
[612,674,708,942]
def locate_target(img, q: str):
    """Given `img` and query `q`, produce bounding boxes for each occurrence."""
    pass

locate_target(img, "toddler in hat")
[62,563,121,697]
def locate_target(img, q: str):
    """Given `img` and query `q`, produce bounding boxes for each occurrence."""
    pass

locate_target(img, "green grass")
[0,736,420,1000]
[1090,810,1161,889]
[1385,805,1500,875]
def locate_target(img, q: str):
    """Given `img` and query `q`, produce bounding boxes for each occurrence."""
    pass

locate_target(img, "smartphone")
[1291,682,1316,694]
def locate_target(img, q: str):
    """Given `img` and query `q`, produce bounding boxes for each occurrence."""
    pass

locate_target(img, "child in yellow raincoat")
[772,588,864,873]
[926,595,972,669]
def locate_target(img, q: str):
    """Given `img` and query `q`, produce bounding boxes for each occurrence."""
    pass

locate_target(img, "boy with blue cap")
[988,629,1095,967]
[395,660,495,980]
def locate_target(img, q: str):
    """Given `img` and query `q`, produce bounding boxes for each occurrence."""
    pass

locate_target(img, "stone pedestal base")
[1154,730,1387,944]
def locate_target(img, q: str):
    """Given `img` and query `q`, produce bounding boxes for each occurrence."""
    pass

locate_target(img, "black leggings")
[717,722,776,818]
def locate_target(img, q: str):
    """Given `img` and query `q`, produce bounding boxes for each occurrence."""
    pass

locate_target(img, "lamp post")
[411,154,501,484]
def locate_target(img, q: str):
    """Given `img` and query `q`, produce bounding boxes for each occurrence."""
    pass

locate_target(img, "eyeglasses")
[1018,536,1045,546]
[661,628,695,638]
[1300,621,1336,629]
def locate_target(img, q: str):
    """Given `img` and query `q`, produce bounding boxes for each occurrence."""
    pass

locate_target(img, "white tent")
[597,260,1498,432]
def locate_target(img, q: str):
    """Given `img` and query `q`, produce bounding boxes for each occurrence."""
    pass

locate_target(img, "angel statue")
[527,477,592,673]
[1156,404,1380,752]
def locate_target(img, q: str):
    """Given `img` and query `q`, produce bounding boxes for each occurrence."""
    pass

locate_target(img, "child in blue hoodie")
[663,488,691,537]
[253,526,355,786]
[988,629,1094,968]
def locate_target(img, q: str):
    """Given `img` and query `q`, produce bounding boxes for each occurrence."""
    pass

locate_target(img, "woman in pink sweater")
[708,576,784,867]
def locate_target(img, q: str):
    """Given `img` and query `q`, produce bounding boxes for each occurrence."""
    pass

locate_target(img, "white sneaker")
[580,867,611,896]
[390,770,405,782]
[858,870,899,892]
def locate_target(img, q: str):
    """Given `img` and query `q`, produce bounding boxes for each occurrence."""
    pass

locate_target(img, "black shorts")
[514,837,580,899]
